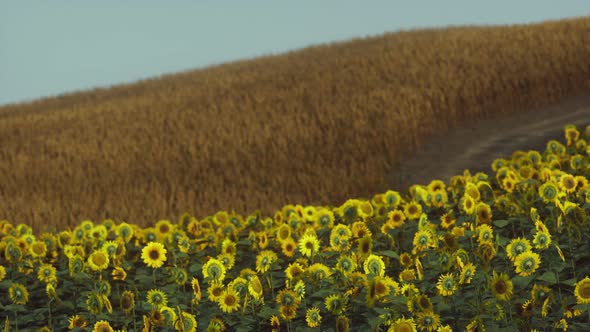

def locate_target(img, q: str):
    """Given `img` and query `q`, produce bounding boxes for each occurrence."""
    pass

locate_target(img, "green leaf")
[537,271,557,284]
[379,250,400,260]
[493,219,510,228]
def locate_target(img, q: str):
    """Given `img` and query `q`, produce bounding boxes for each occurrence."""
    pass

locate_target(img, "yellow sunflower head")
[140,242,167,269]
[574,276,590,304]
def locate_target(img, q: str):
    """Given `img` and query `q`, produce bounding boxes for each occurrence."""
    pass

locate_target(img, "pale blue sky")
[1,1,589,106]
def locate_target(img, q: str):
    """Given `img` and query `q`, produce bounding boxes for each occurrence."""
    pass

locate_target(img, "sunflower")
[538,182,559,204]
[276,288,300,309]
[146,289,168,308]
[399,268,416,282]
[514,251,541,277]
[436,325,453,332]
[574,276,590,304]
[436,273,457,296]
[367,276,390,305]
[351,221,372,238]
[112,266,127,281]
[298,234,320,258]
[404,202,422,220]
[191,277,202,301]
[476,224,494,244]
[276,224,291,243]
[294,280,306,299]
[315,208,335,229]
[202,258,227,282]
[491,270,513,301]
[559,174,577,194]
[217,253,235,271]
[68,254,85,276]
[305,307,322,328]
[248,276,264,300]
[141,242,167,269]
[308,263,331,281]
[120,290,135,315]
[87,249,110,272]
[336,255,357,274]
[430,190,448,209]
[412,230,433,252]
[86,291,103,315]
[475,202,492,225]
[325,294,346,315]
[218,288,240,313]
[208,281,225,302]
[461,195,476,215]
[459,263,476,284]
[531,284,551,305]
[29,240,48,258]
[37,263,57,284]
[506,237,532,261]
[270,315,281,328]
[174,311,197,332]
[439,211,456,229]
[387,210,406,228]
[92,320,114,332]
[363,254,386,277]
[415,311,441,332]
[255,250,278,274]
[207,317,226,331]
[68,315,88,329]
[8,282,29,305]
[533,230,552,250]
[389,317,417,332]
[357,235,373,259]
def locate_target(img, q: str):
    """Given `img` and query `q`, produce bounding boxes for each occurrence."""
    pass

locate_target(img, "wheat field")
[0,16,589,233]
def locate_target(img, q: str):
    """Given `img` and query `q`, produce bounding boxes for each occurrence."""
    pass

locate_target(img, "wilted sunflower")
[294,280,306,299]
[68,315,88,329]
[506,237,532,262]
[531,284,551,305]
[305,307,322,328]
[439,211,456,229]
[574,276,590,304]
[86,291,103,315]
[146,289,168,308]
[298,233,320,258]
[436,273,457,296]
[8,282,29,305]
[218,288,240,313]
[141,242,167,269]
[514,251,541,277]
[357,235,373,259]
[491,271,513,302]
[285,262,305,281]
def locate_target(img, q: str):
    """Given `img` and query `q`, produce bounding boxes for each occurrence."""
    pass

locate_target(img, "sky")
[1,1,589,106]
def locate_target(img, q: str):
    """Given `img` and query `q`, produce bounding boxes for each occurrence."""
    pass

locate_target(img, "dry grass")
[1,16,589,233]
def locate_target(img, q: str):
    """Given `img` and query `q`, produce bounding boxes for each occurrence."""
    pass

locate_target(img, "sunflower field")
[1,124,590,331]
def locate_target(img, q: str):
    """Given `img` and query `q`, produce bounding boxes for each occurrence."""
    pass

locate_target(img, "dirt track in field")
[384,93,590,194]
